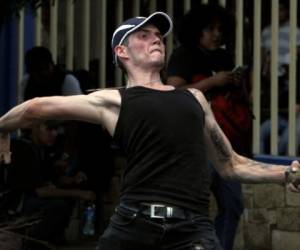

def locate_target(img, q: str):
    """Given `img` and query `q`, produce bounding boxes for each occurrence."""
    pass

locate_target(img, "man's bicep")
[204,119,232,163]
[36,95,105,124]
[189,88,234,168]
[202,100,234,172]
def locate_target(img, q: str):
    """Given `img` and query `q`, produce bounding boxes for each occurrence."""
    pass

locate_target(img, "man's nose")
[152,34,161,44]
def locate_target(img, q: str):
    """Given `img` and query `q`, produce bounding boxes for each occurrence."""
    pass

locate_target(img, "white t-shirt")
[261,21,300,69]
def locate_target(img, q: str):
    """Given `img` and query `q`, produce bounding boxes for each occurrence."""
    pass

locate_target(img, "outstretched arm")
[0,89,121,163]
[188,88,300,191]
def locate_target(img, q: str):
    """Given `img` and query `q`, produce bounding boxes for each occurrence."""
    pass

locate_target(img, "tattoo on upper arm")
[210,126,231,161]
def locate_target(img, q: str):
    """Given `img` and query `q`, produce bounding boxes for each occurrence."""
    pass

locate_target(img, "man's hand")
[0,133,11,164]
[286,161,300,192]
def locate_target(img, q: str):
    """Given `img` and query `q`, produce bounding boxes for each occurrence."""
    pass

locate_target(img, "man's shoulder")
[186,88,206,102]
[89,87,122,106]
[90,87,123,95]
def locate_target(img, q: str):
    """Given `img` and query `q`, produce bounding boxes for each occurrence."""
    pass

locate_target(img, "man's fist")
[286,161,300,192]
[0,133,11,164]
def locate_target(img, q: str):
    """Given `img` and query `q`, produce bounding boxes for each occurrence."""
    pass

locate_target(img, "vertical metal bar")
[99,0,107,88]
[66,0,74,70]
[235,0,243,65]
[17,8,25,103]
[133,0,140,16]
[34,5,42,46]
[219,0,226,7]
[270,0,279,155]
[288,0,297,156]
[184,0,191,13]
[82,0,90,70]
[166,0,174,61]
[114,0,124,87]
[252,0,262,154]
[149,0,157,13]
[50,0,58,63]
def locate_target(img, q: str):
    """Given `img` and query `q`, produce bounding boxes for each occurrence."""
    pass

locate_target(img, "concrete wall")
[231,183,300,250]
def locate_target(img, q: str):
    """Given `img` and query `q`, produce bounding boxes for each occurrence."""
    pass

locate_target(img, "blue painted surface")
[0,6,34,116]
[254,154,300,165]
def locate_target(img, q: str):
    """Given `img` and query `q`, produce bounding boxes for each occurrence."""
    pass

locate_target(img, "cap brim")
[120,12,172,47]
[113,12,173,65]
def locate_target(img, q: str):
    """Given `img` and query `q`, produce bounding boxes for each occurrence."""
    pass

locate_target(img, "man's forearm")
[230,154,288,184]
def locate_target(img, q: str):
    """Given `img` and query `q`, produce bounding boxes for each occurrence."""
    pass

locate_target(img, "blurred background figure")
[4,121,96,249]
[260,0,300,155]
[20,46,82,102]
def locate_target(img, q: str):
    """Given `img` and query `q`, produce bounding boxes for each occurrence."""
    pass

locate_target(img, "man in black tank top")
[1,12,300,250]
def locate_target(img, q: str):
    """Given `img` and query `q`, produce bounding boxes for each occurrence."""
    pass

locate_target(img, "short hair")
[176,4,234,48]
[115,37,129,73]
[25,46,54,73]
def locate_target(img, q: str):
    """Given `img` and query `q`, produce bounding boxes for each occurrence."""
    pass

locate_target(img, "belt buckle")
[150,204,166,219]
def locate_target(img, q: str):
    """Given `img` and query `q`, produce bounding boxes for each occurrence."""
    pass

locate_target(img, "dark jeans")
[96,204,222,250]
[210,169,244,250]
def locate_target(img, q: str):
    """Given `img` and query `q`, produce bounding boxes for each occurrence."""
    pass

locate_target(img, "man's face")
[199,21,223,51]
[123,24,166,69]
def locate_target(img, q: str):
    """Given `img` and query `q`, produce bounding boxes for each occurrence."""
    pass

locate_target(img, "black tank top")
[114,86,211,214]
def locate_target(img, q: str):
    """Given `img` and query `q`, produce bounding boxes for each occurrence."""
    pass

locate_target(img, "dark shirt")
[24,66,66,100]
[167,46,235,100]
[113,86,211,214]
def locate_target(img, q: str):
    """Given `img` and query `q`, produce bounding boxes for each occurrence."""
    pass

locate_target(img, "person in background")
[167,5,252,250]
[260,0,300,155]
[5,121,95,249]
[0,12,300,250]
[20,46,82,102]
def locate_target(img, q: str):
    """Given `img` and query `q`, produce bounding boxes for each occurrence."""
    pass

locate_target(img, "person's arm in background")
[189,88,300,191]
[167,71,239,92]
[35,182,96,201]
[166,47,241,92]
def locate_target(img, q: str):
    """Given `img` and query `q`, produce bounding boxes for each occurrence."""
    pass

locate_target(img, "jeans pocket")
[111,206,138,226]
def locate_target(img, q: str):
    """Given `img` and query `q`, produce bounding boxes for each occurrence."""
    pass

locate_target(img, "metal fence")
[14,0,299,156]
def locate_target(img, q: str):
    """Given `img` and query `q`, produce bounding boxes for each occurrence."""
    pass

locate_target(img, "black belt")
[140,203,187,219]
[119,203,189,220]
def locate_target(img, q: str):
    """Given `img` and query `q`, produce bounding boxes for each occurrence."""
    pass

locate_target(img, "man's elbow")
[23,98,45,123]
[218,166,236,181]
[216,157,239,181]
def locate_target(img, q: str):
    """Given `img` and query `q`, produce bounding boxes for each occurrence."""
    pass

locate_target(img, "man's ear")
[114,45,128,61]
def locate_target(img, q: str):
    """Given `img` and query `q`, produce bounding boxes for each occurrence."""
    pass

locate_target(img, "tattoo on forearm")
[210,126,231,161]
[247,159,270,169]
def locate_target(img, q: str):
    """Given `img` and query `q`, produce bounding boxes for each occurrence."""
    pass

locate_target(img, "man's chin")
[154,62,165,71]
